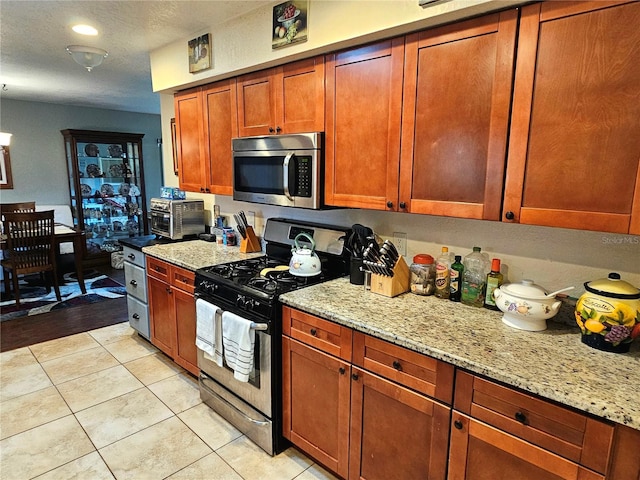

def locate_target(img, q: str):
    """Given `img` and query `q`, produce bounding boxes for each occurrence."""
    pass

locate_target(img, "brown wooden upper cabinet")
[399,10,518,219]
[174,79,238,194]
[236,56,325,137]
[324,39,405,210]
[503,1,640,234]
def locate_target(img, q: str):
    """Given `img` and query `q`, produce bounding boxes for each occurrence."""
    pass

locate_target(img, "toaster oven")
[149,198,205,240]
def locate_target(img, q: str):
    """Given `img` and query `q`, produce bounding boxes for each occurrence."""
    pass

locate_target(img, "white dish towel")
[195,299,223,367]
[222,311,255,382]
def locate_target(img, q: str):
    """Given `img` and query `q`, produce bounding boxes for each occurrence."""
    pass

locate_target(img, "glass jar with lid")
[410,254,436,296]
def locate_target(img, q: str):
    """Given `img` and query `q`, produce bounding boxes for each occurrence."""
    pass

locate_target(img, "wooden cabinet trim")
[539,0,633,21]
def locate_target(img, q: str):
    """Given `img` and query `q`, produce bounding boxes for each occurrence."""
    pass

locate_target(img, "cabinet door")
[202,80,237,195]
[237,68,278,137]
[148,275,175,358]
[277,56,325,134]
[349,367,450,480]
[282,336,351,479]
[399,10,517,220]
[448,413,604,480]
[325,38,405,210]
[175,88,206,192]
[504,1,640,233]
[173,287,198,376]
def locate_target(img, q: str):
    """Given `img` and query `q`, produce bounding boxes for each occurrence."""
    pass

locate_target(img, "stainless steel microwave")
[232,133,323,209]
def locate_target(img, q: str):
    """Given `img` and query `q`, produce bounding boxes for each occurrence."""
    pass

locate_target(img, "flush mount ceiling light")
[66,45,108,72]
[72,24,98,36]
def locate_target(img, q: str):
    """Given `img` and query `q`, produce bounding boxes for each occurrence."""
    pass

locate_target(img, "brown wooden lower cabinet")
[147,257,198,376]
[283,308,640,480]
[448,412,604,480]
[350,366,450,480]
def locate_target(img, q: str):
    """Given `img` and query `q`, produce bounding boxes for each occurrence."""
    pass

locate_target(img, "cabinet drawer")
[147,256,170,282]
[171,265,195,294]
[454,371,614,474]
[127,296,150,340]
[282,307,352,361]
[124,262,147,302]
[353,332,454,404]
[122,246,145,268]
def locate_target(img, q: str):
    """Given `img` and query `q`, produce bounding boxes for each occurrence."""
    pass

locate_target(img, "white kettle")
[289,233,322,277]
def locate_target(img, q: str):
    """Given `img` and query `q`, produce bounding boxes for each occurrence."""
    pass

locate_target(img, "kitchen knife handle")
[283,152,294,201]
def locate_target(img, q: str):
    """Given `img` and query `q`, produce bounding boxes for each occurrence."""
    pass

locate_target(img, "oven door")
[150,211,171,238]
[196,299,275,454]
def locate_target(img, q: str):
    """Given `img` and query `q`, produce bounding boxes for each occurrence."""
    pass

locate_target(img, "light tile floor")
[0,323,338,480]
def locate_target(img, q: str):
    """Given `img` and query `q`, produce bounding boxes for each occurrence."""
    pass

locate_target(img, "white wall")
[151,1,640,298]
[0,99,164,208]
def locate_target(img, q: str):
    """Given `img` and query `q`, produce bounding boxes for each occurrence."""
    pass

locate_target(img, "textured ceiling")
[0,0,271,115]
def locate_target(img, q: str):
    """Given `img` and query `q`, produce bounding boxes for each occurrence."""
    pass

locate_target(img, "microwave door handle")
[283,152,295,201]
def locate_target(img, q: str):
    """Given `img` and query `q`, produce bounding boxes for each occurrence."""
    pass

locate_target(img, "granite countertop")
[142,240,263,271]
[280,278,640,430]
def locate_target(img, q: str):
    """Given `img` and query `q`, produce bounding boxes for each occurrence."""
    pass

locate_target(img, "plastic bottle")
[434,247,453,299]
[461,247,487,307]
[449,255,464,302]
[484,258,504,310]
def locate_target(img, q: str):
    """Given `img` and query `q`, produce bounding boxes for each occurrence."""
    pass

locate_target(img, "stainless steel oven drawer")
[124,262,147,302]
[127,296,150,339]
[199,373,273,456]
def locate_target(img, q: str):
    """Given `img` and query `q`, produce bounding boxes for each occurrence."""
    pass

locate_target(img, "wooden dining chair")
[0,201,36,215]
[1,210,61,306]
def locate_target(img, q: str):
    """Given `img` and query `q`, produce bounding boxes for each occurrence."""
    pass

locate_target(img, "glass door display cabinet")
[62,129,148,263]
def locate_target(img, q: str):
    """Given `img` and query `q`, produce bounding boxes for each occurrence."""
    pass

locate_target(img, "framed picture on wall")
[0,146,13,189]
[188,33,212,73]
[272,0,308,49]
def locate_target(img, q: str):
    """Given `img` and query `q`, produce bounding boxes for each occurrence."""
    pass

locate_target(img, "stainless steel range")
[194,217,351,455]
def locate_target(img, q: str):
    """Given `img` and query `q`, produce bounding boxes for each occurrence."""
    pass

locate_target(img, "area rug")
[0,270,126,322]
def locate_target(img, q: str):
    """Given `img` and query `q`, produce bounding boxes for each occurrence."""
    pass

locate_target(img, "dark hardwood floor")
[1,264,129,352]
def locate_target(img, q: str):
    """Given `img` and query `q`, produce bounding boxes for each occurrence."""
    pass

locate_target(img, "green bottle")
[449,255,464,302]
[484,258,503,310]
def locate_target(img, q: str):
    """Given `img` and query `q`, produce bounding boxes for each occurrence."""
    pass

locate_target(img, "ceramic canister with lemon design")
[576,273,640,353]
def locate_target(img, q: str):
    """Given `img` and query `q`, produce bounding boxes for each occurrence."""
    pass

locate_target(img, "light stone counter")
[280,277,640,430]
[142,240,262,271]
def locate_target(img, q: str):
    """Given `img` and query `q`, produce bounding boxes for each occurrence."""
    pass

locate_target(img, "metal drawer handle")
[515,411,527,424]
[129,280,137,286]
[392,360,402,371]
[132,313,140,320]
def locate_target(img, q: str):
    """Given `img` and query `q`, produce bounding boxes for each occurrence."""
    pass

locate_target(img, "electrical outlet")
[392,232,407,257]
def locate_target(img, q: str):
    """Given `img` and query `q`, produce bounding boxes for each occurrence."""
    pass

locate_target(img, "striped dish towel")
[221,311,255,382]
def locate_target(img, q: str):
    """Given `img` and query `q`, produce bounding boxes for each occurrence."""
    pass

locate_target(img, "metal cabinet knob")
[310,328,317,336]
[351,372,359,381]
[386,201,394,209]
[454,420,463,430]
[128,254,135,260]
[129,280,137,287]
[132,313,140,320]
[515,411,527,424]
[505,211,515,220]
[339,367,346,375]
[399,202,406,209]
[392,360,402,371]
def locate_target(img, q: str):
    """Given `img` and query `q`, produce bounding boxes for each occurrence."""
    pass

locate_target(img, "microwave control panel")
[296,156,311,197]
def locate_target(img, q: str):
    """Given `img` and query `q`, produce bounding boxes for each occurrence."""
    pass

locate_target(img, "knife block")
[240,226,262,253]
[370,256,410,298]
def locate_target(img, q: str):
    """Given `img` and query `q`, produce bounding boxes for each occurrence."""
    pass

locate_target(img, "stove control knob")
[245,299,255,311]
[236,295,246,308]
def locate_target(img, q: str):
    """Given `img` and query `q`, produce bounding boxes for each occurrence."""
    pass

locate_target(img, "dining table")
[1,223,87,294]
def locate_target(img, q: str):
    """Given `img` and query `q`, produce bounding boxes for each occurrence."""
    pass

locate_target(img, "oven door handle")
[193,295,268,332]
[283,152,294,201]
